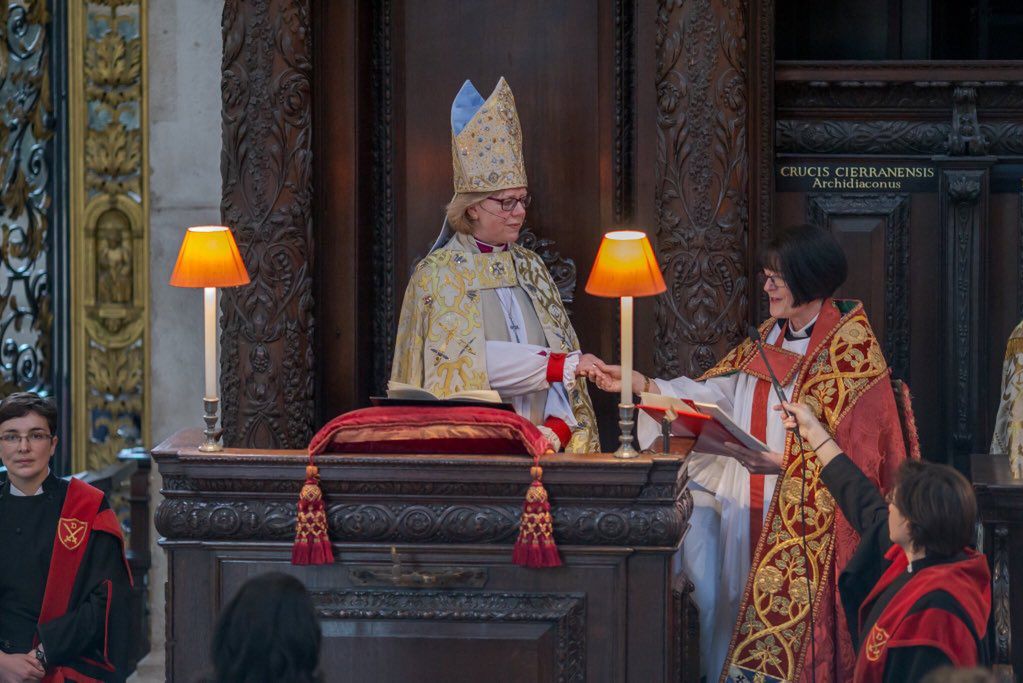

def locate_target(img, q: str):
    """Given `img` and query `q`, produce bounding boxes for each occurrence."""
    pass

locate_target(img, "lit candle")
[620,295,633,405]
[204,286,217,400]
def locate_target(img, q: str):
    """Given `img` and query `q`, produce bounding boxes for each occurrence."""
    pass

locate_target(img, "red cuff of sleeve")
[543,417,572,451]
[546,352,567,384]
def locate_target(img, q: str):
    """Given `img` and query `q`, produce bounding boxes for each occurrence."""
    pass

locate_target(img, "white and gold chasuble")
[391,233,599,452]
[992,319,1023,476]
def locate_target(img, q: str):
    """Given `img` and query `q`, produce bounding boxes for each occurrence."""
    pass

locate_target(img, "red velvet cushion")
[309,406,549,457]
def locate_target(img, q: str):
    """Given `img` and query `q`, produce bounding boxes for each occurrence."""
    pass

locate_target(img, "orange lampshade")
[169,226,250,288]
[584,230,666,298]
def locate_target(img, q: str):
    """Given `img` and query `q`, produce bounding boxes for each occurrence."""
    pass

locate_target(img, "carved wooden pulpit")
[154,430,697,682]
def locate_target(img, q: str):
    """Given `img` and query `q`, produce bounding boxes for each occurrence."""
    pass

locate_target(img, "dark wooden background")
[212,1,1023,676]
[221,0,1023,468]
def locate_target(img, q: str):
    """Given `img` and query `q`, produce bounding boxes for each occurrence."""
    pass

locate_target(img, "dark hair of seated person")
[211,572,323,683]
[763,223,848,306]
[0,391,58,433]
[893,459,978,557]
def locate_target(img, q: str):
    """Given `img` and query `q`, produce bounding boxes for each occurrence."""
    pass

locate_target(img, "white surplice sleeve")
[544,383,578,427]
[484,341,580,396]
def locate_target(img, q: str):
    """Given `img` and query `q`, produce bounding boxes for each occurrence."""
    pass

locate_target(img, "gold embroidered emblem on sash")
[865,623,890,661]
[58,517,89,551]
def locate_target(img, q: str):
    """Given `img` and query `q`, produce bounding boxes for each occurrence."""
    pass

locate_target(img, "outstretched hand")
[576,353,603,377]
[722,442,783,474]
[584,359,622,393]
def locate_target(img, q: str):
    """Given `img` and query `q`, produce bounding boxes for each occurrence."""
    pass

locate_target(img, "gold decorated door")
[0,1,149,475]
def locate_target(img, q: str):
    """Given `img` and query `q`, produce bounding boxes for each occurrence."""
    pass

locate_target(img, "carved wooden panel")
[993,524,1013,668]
[312,589,586,682]
[807,194,911,380]
[369,0,395,396]
[748,0,776,324]
[220,0,315,448]
[613,0,634,224]
[154,434,691,682]
[654,0,751,377]
[940,165,990,466]
[776,79,1023,157]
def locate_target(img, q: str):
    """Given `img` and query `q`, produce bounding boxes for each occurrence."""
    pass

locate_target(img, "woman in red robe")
[776,400,990,682]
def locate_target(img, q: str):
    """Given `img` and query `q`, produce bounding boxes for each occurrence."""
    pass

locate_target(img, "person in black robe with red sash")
[0,393,133,683]
[771,400,991,683]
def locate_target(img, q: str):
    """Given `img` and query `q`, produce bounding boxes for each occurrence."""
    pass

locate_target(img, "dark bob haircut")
[763,224,848,306]
[893,460,977,558]
[0,392,57,434]
[211,572,323,683]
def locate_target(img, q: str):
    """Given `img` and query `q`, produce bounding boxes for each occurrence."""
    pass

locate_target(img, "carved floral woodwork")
[517,227,577,307]
[220,0,315,448]
[0,1,53,396]
[654,0,750,378]
[776,79,1023,157]
[70,0,147,471]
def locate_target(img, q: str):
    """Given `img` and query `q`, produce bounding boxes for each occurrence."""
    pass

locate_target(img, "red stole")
[852,546,991,682]
[36,478,130,683]
[746,324,805,555]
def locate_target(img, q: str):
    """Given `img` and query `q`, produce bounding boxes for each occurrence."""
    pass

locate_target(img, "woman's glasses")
[486,195,532,212]
[0,431,54,446]
[758,270,787,289]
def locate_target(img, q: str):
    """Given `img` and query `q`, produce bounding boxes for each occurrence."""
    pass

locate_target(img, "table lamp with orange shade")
[585,230,666,458]
[169,226,250,452]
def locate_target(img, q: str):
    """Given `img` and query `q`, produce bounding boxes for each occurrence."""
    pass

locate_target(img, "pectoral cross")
[509,319,522,343]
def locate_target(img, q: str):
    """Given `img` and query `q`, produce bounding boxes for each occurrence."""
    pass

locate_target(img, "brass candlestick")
[614,403,640,459]
[198,397,222,452]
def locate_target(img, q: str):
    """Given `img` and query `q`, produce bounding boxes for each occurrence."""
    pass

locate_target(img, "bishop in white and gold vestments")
[390,78,599,453]
[992,319,1023,477]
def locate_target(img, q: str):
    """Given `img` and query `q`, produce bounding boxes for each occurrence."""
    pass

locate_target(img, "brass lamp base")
[198,397,222,452]
[614,403,640,459]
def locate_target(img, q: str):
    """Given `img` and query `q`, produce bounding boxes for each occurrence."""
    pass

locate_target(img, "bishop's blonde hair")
[445,191,490,235]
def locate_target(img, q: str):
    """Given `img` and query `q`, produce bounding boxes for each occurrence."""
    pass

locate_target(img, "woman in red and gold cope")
[779,400,990,682]
[587,224,911,683]
[390,78,600,453]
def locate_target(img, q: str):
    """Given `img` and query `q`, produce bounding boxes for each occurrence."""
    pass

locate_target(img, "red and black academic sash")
[746,324,804,555]
[36,478,131,683]
[852,546,991,683]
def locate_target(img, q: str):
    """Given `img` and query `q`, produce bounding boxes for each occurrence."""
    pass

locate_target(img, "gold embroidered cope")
[391,235,599,453]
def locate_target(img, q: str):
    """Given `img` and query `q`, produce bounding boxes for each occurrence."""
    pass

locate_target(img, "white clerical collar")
[9,469,49,496]
[788,312,820,339]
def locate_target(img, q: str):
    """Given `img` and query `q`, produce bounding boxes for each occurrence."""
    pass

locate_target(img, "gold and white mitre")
[450,77,527,193]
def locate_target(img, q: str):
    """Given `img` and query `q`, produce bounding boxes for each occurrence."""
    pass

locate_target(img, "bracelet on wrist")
[811,436,835,452]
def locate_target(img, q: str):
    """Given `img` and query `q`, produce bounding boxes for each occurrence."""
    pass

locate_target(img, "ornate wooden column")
[220,0,315,448]
[937,87,994,468]
[653,0,772,377]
